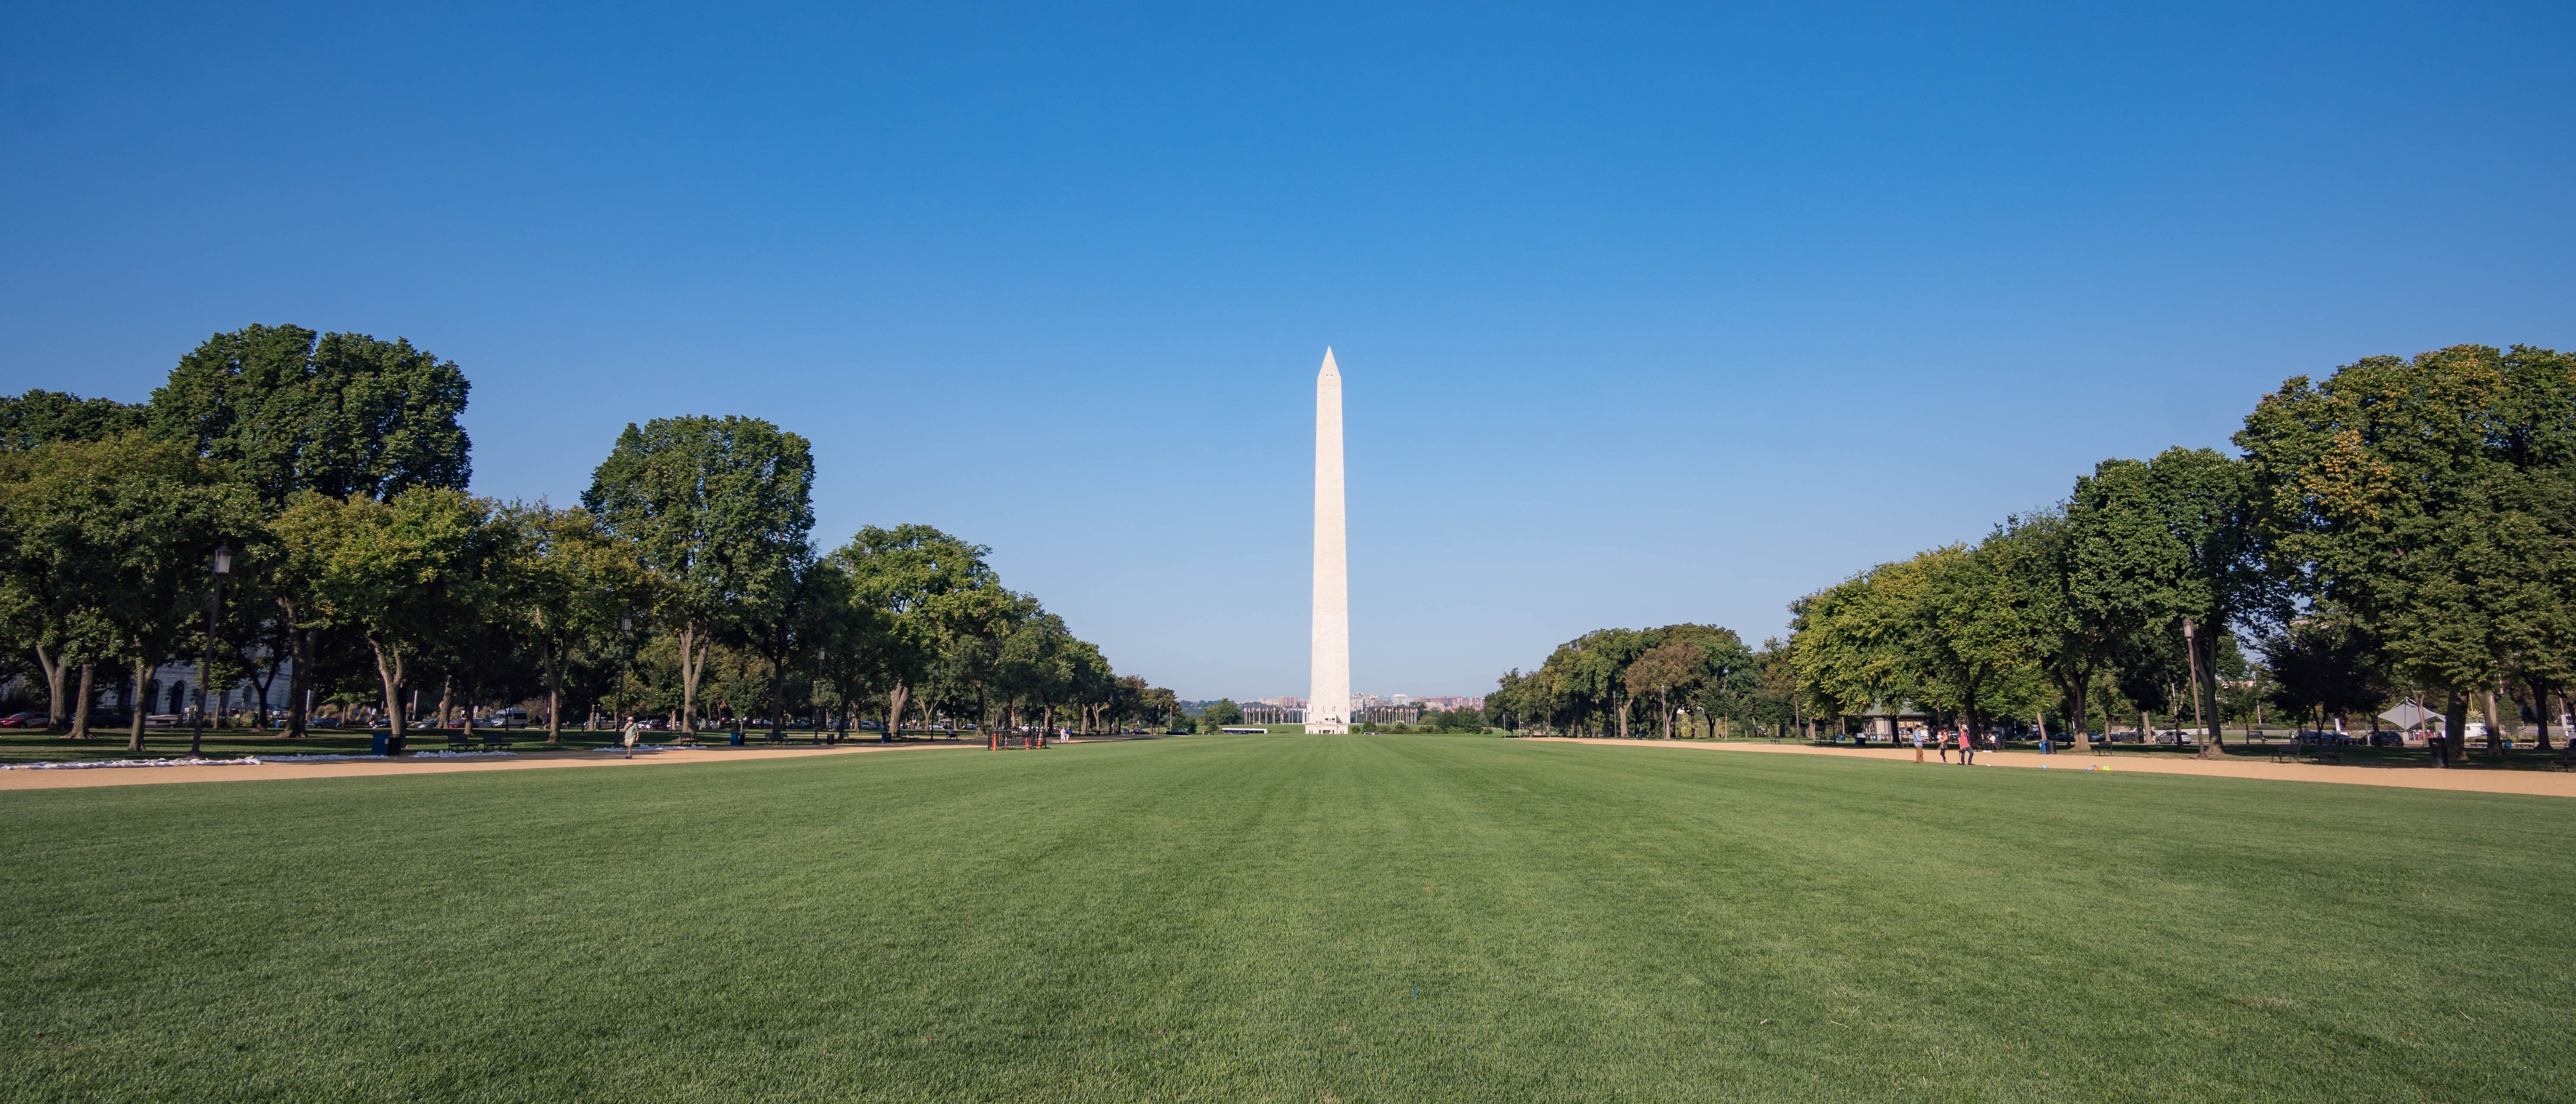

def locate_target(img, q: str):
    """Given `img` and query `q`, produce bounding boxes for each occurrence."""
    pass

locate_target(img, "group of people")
[1909,726,1989,765]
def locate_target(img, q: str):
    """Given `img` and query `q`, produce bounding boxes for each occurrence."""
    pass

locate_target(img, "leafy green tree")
[741,552,856,735]
[2067,448,2273,748]
[1138,684,1180,730]
[0,390,147,451]
[0,435,264,749]
[1200,698,1245,728]
[1623,640,1704,739]
[1986,508,2112,749]
[504,504,646,742]
[274,488,502,749]
[150,325,474,506]
[148,324,474,739]
[1789,563,1927,730]
[0,391,150,726]
[1487,669,1547,733]
[828,525,998,738]
[582,416,815,734]
[2238,344,2576,762]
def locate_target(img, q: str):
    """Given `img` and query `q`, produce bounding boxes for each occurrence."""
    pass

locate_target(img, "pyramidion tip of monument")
[1320,347,1338,378]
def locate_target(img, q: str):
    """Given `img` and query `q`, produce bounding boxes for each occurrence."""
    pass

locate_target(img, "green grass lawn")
[3,735,2570,1101]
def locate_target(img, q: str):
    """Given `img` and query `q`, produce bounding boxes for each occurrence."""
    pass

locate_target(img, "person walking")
[1938,727,1950,763]
[621,716,640,759]
[1958,726,1974,765]
[1913,727,1926,763]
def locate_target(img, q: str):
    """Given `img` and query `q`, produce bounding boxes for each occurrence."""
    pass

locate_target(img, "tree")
[150,325,474,506]
[828,525,998,740]
[2238,345,2576,762]
[274,488,501,749]
[1200,698,1245,728]
[0,435,264,750]
[582,416,815,735]
[148,324,475,739]
[2261,611,2392,733]
[506,504,646,743]
[0,391,150,727]
[1623,640,1704,740]
[0,390,147,451]
[2067,448,2273,750]
[1790,564,1927,732]
[741,552,855,736]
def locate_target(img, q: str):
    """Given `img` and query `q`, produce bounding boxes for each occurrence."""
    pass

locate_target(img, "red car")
[0,711,47,728]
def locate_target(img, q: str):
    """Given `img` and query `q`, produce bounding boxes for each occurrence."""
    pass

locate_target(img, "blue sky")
[5,2,2572,700]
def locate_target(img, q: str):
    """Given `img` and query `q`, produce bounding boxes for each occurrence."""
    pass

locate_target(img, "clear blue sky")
[5,2,2572,701]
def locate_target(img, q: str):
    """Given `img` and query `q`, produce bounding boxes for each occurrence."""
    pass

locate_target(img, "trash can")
[730,730,744,746]
[371,732,390,756]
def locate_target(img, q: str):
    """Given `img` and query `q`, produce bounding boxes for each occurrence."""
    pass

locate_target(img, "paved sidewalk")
[0,740,977,792]
[1524,736,2576,798]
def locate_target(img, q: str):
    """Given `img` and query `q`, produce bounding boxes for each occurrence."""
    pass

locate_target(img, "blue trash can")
[730,730,744,746]
[370,732,390,756]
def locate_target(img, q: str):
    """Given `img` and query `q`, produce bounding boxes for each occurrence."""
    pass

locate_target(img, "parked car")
[0,711,46,728]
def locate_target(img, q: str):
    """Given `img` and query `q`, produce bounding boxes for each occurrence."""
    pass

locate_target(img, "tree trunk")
[68,664,93,739]
[674,623,711,734]
[542,641,563,744]
[286,622,311,739]
[886,681,911,742]
[126,655,150,754]
[981,685,996,750]
[35,644,67,730]
[435,675,453,731]
[772,656,790,739]
[2440,690,2470,767]
[370,636,408,750]
[2534,685,2555,752]
[2069,665,2095,752]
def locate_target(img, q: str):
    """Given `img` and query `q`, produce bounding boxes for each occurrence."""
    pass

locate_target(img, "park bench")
[475,731,510,750]
[443,729,470,751]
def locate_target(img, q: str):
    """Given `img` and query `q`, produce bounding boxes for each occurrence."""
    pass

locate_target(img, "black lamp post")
[190,543,232,758]
[616,611,634,730]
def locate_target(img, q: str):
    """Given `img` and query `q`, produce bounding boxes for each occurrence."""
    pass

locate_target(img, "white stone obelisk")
[1308,349,1350,733]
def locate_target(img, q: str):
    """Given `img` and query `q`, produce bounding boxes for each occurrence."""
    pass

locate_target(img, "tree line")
[1490,344,2576,765]
[0,323,1189,752]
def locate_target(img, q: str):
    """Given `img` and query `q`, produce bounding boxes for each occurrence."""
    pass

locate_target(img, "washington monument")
[1308,348,1350,733]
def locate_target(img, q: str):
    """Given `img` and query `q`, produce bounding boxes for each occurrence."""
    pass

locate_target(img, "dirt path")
[0,740,978,792]
[1526,736,2576,799]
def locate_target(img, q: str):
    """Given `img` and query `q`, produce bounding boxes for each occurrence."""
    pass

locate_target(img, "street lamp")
[190,544,232,758]
[2182,617,2211,758]
[616,612,634,733]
